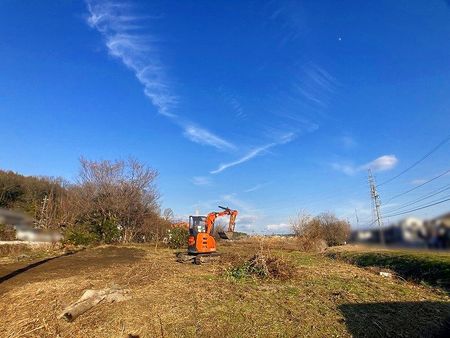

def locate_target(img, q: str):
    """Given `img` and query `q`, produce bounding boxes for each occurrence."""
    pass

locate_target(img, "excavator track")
[176,252,221,265]
[176,252,195,263]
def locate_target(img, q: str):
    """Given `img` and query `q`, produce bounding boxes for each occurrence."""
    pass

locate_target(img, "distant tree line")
[0,158,176,245]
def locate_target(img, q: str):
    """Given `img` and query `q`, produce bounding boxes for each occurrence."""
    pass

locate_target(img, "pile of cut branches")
[225,253,294,280]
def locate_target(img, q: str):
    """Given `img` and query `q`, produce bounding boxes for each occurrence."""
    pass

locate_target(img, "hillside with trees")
[0,158,174,244]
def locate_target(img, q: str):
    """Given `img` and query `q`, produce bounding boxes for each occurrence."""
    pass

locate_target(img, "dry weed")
[224,250,295,281]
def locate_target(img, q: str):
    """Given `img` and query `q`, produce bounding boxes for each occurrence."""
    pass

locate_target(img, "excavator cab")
[189,216,207,233]
[188,216,217,254]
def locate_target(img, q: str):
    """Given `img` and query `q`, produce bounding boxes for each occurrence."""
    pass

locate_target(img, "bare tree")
[162,208,174,221]
[290,211,312,237]
[316,212,350,246]
[70,157,160,242]
[290,211,350,250]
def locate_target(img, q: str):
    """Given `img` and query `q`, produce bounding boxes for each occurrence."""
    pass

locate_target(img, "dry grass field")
[1,239,449,337]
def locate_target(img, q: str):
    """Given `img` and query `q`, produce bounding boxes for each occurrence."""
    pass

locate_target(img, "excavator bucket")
[218,231,234,240]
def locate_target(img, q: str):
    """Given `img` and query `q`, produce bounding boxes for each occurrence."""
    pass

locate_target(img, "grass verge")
[326,246,450,291]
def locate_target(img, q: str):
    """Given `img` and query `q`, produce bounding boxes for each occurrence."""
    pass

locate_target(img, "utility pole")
[39,195,48,229]
[368,169,385,245]
[354,208,359,227]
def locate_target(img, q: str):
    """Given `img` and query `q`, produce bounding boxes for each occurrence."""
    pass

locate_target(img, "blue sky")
[1,0,450,233]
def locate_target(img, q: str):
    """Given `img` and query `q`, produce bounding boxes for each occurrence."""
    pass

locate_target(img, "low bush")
[64,227,99,246]
[291,212,350,249]
[167,227,189,249]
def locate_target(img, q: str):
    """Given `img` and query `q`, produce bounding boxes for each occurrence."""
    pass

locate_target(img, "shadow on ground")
[0,250,78,284]
[0,246,145,292]
[339,301,450,338]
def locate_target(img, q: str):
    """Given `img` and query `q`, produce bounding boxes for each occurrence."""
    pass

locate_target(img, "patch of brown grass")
[0,243,31,257]
[223,235,328,253]
[1,243,449,337]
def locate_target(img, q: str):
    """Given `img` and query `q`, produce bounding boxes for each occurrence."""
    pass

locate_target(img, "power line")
[377,133,450,187]
[383,195,450,218]
[383,184,450,214]
[384,169,450,203]
[260,185,365,213]
[358,219,377,228]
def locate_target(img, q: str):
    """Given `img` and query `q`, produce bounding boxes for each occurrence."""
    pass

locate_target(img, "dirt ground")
[1,240,450,337]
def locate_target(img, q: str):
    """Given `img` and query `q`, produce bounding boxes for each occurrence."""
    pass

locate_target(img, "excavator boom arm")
[205,206,238,235]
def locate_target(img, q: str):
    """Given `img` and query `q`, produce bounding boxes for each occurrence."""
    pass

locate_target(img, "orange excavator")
[177,206,238,264]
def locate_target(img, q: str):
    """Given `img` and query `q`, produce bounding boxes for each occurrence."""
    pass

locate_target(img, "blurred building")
[0,208,62,242]
[351,213,450,249]
[424,212,450,249]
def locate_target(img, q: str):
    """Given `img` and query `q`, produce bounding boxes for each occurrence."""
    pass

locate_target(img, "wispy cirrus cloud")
[218,87,246,119]
[210,132,296,174]
[331,163,357,176]
[410,178,427,185]
[85,0,233,151]
[244,183,268,193]
[86,1,176,117]
[210,143,274,174]
[264,0,308,45]
[191,176,212,186]
[294,63,338,110]
[332,155,398,175]
[184,125,236,151]
[273,63,336,138]
[340,135,357,149]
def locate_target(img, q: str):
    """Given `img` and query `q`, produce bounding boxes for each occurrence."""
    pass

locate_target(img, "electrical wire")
[384,169,450,203]
[377,133,450,187]
[383,184,450,214]
[383,195,450,218]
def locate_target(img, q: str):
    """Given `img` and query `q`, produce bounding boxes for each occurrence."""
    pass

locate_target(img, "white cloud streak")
[266,0,307,45]
[210,143,275,174]
[295,63,337,109]
[210,132,296,174]
[410,179,427,185]
[184,125,236,151]
[362,155,398,172]
[85,0,233,150]
[86,1,176,117]
[244,183,265,193]
[332,155,399,175]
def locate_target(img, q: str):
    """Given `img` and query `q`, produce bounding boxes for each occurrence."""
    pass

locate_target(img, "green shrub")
[227,261,264,279]
[64,227,99,246]
[167,227,189,249]
[89,218,121,243]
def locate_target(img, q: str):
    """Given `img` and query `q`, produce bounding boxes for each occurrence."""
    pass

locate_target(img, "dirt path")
[0,247,144,292]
